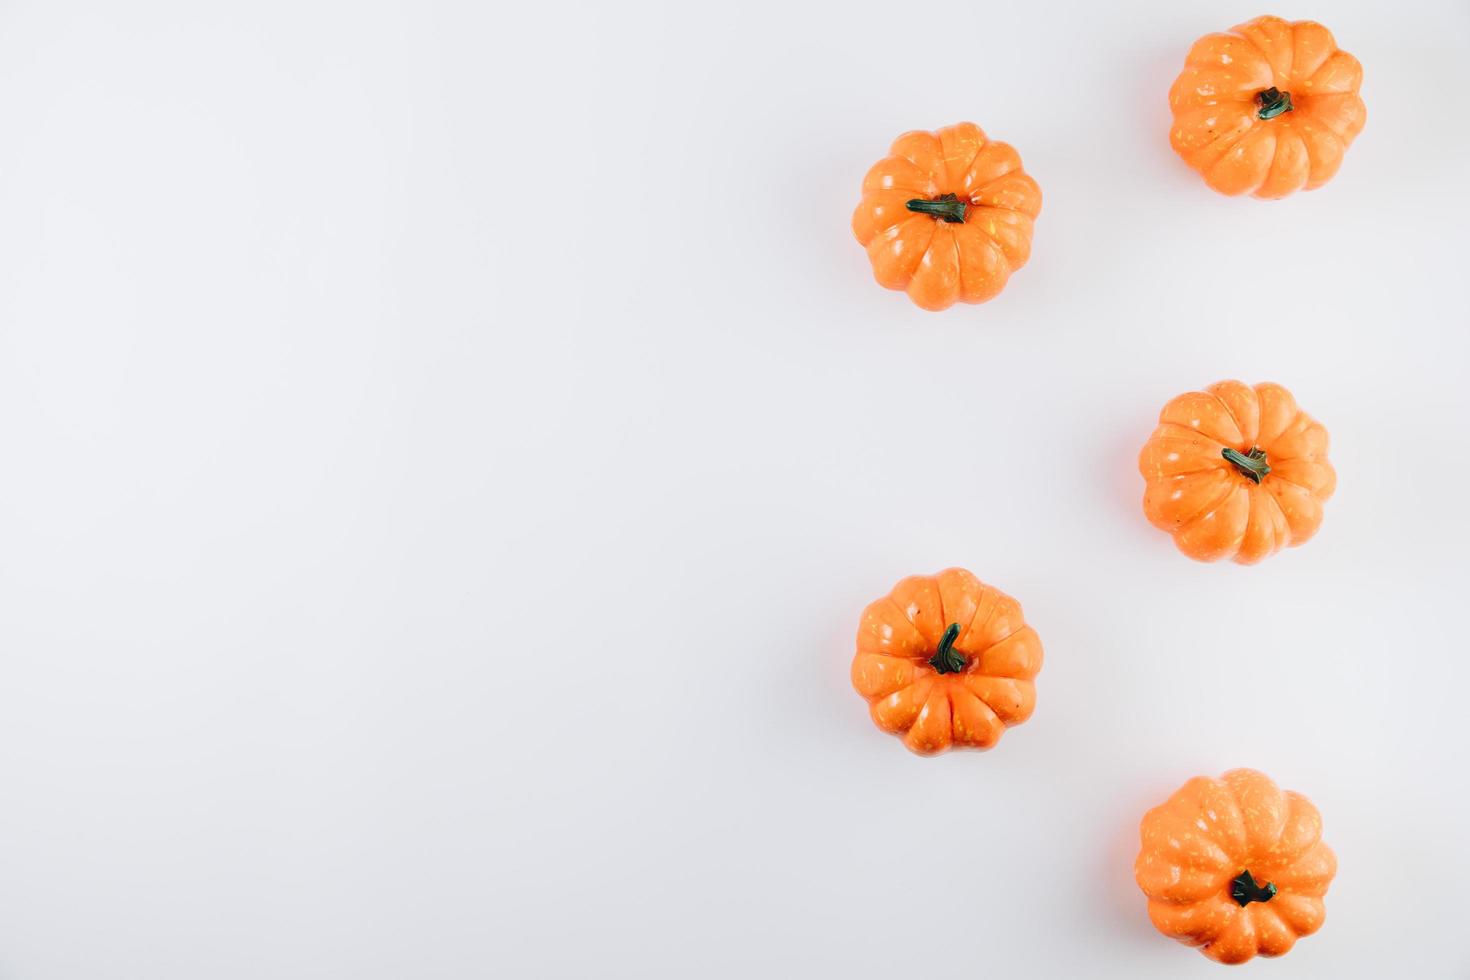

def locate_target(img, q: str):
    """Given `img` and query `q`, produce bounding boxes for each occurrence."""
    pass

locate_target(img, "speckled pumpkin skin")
[1168,15,1366,198]
[851,123,1042,311]
[850,568,1042,755]
[1138,380,1335,564]
[1135,769,1337,964]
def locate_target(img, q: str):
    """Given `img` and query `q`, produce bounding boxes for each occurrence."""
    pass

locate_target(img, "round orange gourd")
[1138,380,1335,564]
[1136,769,1337,964]
[851,123,1041,311]
[1169,15,1366,198]
[850,568,1042,755]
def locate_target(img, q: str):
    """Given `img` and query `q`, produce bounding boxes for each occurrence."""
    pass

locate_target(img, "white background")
[1,1,1467,977]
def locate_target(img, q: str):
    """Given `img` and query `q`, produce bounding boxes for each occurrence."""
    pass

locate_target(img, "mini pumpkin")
[1138,380,1335,564]
[1169,15,1366,198]
[851,123,1041,311]
[1136,769,1337,964]
[850,568,1042,755]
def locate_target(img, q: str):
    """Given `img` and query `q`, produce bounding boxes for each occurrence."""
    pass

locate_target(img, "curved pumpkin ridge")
[1288,21,1337,85]
[1169,65,1265,110]
[1263,485,1294,547]
[1296,120,1346,189]
[1264,479,1324,543]
[934,568,983,636]
[948,684,1003,748]
[961,675,1034,725]
[1306,50,1364,96]
[1205,126,1276,196]
[886,574,946,644]
[974,626,1042,680]
[1144,470,1237,531]
[871,676,933,733]
[956,584,1001,653]
[965,208,1032,265]
[1140,810,1236,872]
[861,154,936,199]
[1175,483,1251,560]
[856,594,928,659]
[1249,903,1299,957]
[1224,769,1291,856]
[1305,92,1366,142]
[972,170,1042,217]
[1203,909,1259,964]
[1184,31,1274,83]
[1147,894,1238,945]
[865,216,935,289]
[888,130,946,182]
[1234,15,1295,81]
[907,224,962,311]
[903,684,953,754]
[1135,854,1229,904]
[1269,457,1335,498]
[1171,104,1257,171]
[1269,893,1326,936]
[959,141,1022,197]
[971,593,1027,651]
[1182,774,1251,854]
[1257,126,1310,199]
[1139,425,1233,479]
[1269,841,1337,896]
[1235,485,1285,563]
[850,651,917,700]
[1252,791,1325,874]
[1266,415,1329,462]
[1253,383,1301,445]
[1206,381,1262,444]
[1160,391,1244,445]
[850,188,916,244]
[953,224,1009,304]
[937,122,989,191]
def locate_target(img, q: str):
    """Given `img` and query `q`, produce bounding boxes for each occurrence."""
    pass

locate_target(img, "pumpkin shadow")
[1123,39,1202,195]
[1091,783,1169,945]
[1089,421,1148,526]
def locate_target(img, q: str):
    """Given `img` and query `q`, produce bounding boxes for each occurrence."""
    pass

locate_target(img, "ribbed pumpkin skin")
[850,568,1042,755]
[1136,769,1337,964]
[851,123,1041,311]
[1169,15,1366,198]
[1138,380,1335,564]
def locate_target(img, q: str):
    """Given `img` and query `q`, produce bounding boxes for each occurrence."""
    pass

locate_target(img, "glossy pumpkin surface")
[1138,380,1335,564]
[851,123,1041,311]
[1136,769,1336,964]
[850,568,1042,755]
[1169,15,1366,198]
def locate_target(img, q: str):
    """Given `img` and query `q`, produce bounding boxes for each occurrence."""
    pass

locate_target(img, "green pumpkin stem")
[927,623,966,674]
[1230,869,1278,906]
[1222,446,1271,484]
[1256,87,1293,120]
[905,193,968,224]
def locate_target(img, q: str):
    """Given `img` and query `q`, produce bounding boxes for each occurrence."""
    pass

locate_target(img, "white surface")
[1,1,1468,977]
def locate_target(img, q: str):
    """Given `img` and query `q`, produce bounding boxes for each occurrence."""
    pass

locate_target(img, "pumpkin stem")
[1256,87,1293,120]
[927,623,966,674]
[1222,446,1271,484]
[1230,870,1278,907]
[906,193,968,224]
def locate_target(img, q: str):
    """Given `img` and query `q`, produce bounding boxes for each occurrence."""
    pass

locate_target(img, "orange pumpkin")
[1169,15,1366,198]
[1138,381,1335,564]
[1136,769,1337,964]
[851,123,1042,311]
[850,568,1042,755]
